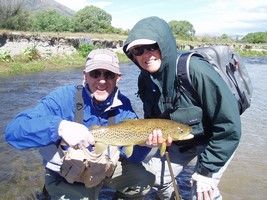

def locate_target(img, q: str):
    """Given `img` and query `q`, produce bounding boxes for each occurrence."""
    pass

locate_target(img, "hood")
[123,16,178,99]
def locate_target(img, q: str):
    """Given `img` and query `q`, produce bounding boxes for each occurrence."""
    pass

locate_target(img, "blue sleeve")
[117,92,138,120]
[5,85,76,149]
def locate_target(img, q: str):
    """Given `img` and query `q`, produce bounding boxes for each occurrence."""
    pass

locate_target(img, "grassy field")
[1,47,266,77]
[0,51,130,77]
[0,31,267,77]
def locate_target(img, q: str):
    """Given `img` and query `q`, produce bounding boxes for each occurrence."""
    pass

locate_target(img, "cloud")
[191,0,267,35]
[91,1,112,9]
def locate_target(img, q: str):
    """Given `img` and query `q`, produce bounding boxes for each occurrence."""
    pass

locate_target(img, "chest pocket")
[170,92,204,136]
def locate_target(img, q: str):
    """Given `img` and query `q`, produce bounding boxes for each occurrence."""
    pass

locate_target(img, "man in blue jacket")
[5,49,155,199]
[123,17,241,200]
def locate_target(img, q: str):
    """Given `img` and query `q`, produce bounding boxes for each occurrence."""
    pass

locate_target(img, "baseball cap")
[126,39,157,51]
[84,49,120,74]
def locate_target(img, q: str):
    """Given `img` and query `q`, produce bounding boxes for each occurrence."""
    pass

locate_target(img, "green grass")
[235,49,267,57]
[1,48,266,77]
[117,52,131,63]
[0,51,131,77]
[0,53,84,76]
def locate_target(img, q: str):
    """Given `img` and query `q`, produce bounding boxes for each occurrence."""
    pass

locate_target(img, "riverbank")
[0,50,129,77]
[1,31,267,76]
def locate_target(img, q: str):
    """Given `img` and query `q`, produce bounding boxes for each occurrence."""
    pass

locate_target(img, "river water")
[0,57,266,200]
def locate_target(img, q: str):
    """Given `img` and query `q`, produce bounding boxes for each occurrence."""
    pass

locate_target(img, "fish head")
[169,125,193,141]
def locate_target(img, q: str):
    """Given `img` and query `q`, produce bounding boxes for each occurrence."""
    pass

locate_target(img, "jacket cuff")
[196,165,213,177]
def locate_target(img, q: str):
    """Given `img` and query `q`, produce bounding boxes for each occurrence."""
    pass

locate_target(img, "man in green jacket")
[123,16,241,200]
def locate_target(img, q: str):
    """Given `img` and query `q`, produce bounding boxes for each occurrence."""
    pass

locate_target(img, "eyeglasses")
[89,70,116,80]
[130,43,159,56]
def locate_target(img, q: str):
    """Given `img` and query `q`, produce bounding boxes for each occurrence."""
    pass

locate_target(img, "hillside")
[0,0,75,16]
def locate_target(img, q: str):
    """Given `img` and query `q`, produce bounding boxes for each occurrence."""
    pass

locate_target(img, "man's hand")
[146,129,172,147]
[191,172,217,200]
[58,120,95,149]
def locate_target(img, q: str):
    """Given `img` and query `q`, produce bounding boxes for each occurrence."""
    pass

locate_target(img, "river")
[0,57,266,199]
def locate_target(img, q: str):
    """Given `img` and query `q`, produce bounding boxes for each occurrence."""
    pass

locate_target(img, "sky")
[54,0,267,36]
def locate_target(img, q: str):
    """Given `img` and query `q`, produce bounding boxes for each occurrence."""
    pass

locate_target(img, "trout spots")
[90,118,193,157]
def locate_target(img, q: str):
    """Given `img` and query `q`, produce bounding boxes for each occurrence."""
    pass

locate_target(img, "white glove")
[58,120,95,149]
[191,172,217,199]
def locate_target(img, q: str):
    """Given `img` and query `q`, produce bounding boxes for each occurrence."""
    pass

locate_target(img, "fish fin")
[94,142,108,154]
[123,145,134,157]
[91,125,101,130]
[160,142,167,157]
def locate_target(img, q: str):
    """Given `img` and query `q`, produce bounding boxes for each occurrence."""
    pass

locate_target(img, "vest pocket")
[169,105,204,135]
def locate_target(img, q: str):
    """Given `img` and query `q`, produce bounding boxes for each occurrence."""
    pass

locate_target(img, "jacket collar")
[84,84,122,113]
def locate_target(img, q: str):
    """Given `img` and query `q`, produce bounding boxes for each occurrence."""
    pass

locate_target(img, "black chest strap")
[74,85,84,124]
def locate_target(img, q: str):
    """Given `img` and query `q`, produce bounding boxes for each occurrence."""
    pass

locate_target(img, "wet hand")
[146,129,172,147]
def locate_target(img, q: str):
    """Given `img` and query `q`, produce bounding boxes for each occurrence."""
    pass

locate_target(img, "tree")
[217,33,235,43]
[30,10,71,32]
[242,32,267,44]
[71,6,112,33]
[168,20,195,39]
[0,0,30,30]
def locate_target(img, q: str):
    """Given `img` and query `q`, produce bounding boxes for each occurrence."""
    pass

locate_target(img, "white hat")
[84,49,120,74]
[126,39,156,51]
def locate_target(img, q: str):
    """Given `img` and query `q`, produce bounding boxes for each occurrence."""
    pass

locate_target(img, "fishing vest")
[59,85,119,188]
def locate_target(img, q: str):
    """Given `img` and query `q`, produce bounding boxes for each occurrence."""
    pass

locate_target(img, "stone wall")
[0,32,266,58]
[0,32,124,58]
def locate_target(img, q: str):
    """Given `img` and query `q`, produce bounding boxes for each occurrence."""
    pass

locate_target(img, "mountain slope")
[0,0,75,16]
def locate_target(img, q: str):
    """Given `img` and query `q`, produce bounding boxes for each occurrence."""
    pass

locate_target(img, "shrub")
[77,36,101,57]
[22,46,40,62]
[0,49,12,62]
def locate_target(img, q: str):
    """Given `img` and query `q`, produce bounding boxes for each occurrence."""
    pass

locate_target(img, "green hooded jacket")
[123,16,241,174]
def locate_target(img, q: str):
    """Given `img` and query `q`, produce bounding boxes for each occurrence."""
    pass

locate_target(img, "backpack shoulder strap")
[74,85,84,124]
[176,52,203,104]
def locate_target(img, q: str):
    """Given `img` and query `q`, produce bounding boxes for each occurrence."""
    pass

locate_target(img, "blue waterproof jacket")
[5,84,150,171]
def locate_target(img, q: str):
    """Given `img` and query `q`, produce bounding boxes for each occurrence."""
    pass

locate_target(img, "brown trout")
[90,118,193,157]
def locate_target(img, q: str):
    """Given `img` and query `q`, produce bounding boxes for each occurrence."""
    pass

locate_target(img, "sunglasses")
[89,70,116,80]
[130,43,159,56]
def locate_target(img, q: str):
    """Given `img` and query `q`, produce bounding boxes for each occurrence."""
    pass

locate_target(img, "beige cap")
[84,49,120,73]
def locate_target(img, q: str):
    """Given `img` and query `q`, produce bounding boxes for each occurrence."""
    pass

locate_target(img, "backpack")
[176,45,253,115]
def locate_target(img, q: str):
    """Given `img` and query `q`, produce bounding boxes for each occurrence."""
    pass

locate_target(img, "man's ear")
[115,74,122,85]
[83,71,87,83]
